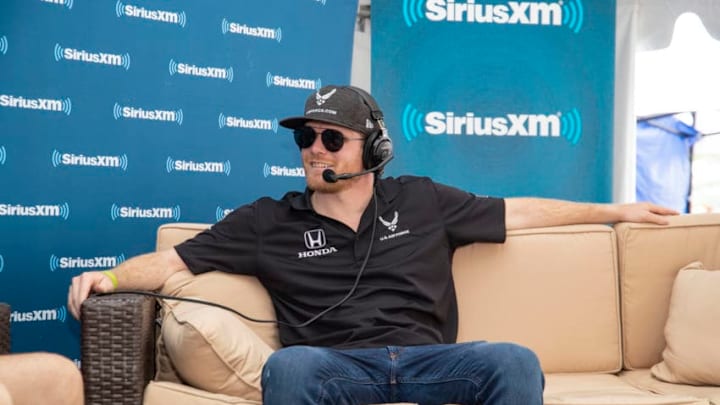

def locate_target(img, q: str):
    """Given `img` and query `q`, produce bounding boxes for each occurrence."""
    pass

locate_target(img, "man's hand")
[614,202,679,225]
[67,271,115,320]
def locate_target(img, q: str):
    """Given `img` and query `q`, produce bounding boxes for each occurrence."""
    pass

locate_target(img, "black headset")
[346,86,394,171]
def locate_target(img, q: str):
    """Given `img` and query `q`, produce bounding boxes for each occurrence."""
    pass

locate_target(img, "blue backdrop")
[0,0,357,364]
[373,0,615,201]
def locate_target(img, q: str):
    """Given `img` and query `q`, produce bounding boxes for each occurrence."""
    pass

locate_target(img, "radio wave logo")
[402,0,425,27]
[560,108,582,145]
[217,113,279,133]
[54,43,131,70]
[0,146,6,165]
[403,0,582,33]
[562,0,584,33]
[49,254,126,272]
[0,36,8,55]
[263,162,271,178]
[215,206,233,222]
[402,104,582,144]
[113,103,183,125]
[166,157,231,176]
[9,305,67,323]
[111,204,181,221]
[57,305,67,322]
[169,59,233,82]
[266,72,321,90]
[116,1,187,28]
[51,150,129,171]
[41,0,73,9]
[220,18,282,43]
[1,95,73,115]
[402,104,425,142]
[59,202,70,220]
[0,254,4,273]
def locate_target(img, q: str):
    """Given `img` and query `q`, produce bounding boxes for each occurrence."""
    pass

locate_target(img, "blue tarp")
[636,115,701,213]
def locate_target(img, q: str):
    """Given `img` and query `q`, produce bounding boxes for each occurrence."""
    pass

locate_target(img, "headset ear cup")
[362,130,380,169]
[363,129,393,170]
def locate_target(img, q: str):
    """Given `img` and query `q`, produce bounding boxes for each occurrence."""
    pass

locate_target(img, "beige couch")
[81,213,720,405]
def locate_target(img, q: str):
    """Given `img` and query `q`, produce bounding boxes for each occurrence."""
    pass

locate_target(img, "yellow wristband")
[102,270,119,289]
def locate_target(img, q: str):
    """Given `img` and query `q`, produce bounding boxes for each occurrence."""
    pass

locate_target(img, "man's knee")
[468,342,543,382]
[263,346,330,382]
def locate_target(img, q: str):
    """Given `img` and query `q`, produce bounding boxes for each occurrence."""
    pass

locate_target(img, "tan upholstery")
[614,214,720,370]
[144,215,720,405]
[454,225,621,373]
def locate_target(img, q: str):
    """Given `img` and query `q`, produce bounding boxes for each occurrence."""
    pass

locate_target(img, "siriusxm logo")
[166,157,231,176]
[52,150,128,171]
[263,163,305,178]
[402,105,582,145]
[0,94,71,115]
[0,146,6,165]
[54,43,130,70]
[215,206,233,222]
[116,1,187,28]
[11,305,67,323]
[0,35,8,55]
[218,113,278,132]
[266,72,321,90]
[114,103,183,125]
[0,203,70,219]
[110,204,181,221]
[403,0,584,33]
[50,254,126,272]
[40,0,74,9]
[169,59,233,83]
[221,18,282,42]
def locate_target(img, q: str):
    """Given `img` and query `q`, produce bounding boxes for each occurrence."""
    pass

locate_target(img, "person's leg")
[0,352,84,405]
[262,345,392,405]
[395,341,544,405]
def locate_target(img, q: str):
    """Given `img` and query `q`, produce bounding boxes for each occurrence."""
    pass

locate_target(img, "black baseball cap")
[279,85,384,137]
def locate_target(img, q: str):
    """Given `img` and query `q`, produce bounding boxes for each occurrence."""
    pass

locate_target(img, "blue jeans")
[261,341,544,405]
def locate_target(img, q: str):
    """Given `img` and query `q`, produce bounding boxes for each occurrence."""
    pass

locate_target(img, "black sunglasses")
[293,126,364,152]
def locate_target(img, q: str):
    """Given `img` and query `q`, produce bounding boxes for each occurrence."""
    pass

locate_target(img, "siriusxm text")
[173,160,225,173]
[56,256,119,269]
[426,0,562,25]
[123,5,181,24]
[178,63,227,79]
[60,153,121,167]
[425,112,560,136]
[0,204,62,217]
[225,116,273,130]
[0,95,62,112]
[228,23,277,39]
[272,76,317,89]
[63,48,124,66]
[122,106,177,122]
[10,309,60,322]
[117,207,174,218]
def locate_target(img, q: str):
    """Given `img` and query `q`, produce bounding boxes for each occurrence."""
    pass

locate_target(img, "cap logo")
[365,119,374,129]
[315,88,337,106]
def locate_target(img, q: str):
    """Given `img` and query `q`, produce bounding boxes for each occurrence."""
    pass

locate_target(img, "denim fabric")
[262,341,544,405]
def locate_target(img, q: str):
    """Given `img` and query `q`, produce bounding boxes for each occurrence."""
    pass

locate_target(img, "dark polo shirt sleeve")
[431,180,506,248]
[174,202,259,276]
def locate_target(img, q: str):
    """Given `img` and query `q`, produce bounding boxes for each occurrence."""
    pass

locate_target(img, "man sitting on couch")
[68,85,677,405]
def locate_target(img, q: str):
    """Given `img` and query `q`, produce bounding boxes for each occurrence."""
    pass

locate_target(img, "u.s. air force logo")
[378,211,410,241]
[298,228,337,259]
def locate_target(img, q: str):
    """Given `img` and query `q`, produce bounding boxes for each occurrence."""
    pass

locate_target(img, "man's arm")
[505,198,679,231]
[67,248,187,319]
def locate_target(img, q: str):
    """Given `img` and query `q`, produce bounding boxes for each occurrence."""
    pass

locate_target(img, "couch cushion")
[545,373,709,405]
[144,381,260,405]
[650,263,720,385]
[620,370,720,405]
[162,301,274,400]
[614,214,720,370]
[453,225,621,374]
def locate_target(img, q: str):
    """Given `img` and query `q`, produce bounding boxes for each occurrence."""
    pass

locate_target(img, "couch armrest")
[81,293,156,405]
[0,303,9,354]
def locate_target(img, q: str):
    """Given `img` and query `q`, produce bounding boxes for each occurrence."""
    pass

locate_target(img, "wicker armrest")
[0,303,9,354]
[81,293,156,405]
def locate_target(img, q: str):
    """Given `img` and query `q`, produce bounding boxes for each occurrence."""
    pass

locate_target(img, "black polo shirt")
[175,175,505,349]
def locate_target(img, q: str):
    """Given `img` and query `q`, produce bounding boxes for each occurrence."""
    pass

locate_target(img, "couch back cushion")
[453,224,622,374]
[614,213,720,370]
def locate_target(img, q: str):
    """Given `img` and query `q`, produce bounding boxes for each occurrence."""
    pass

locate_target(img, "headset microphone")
[322,154,393,183]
